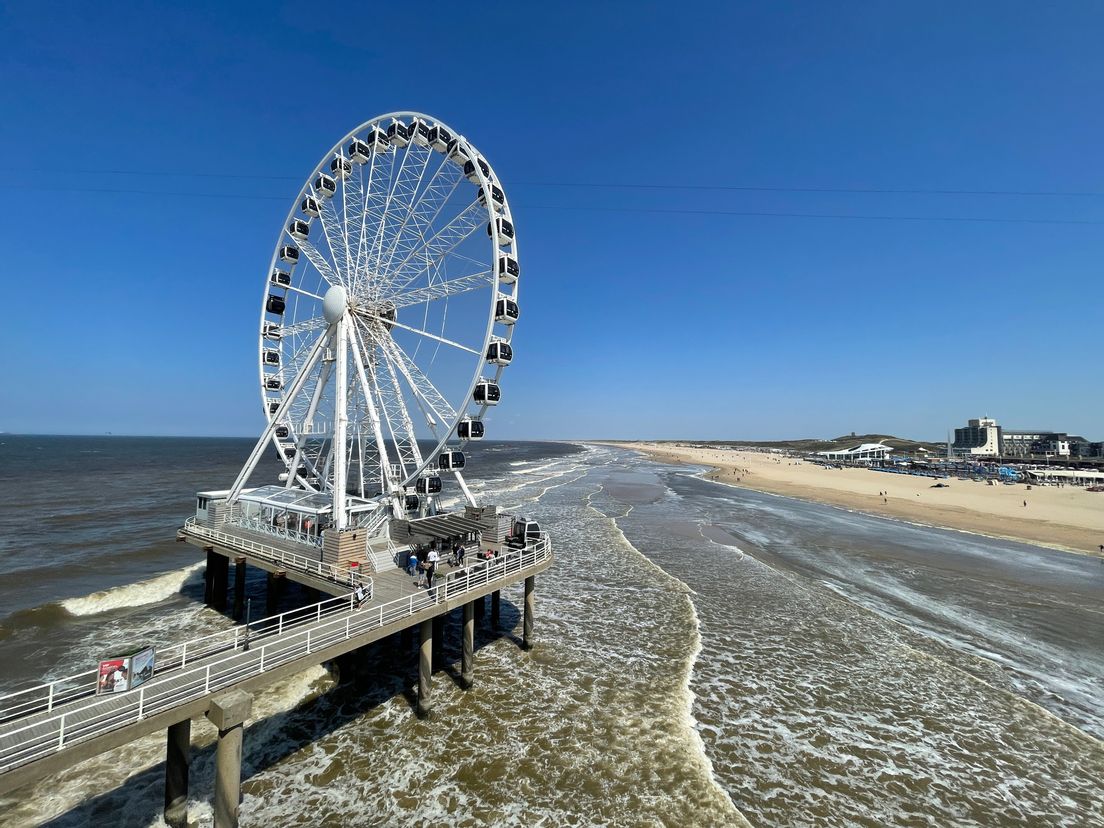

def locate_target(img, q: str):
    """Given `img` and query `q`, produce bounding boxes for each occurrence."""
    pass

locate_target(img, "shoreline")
[599,441,1104,560]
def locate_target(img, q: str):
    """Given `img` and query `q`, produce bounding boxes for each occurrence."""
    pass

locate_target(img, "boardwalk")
[0,538,551,798]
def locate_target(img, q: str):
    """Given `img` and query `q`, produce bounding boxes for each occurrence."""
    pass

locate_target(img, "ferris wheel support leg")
[333,316,349,530]
[453,471,477,508]
[349,322,396,497]
[228,329,329,504]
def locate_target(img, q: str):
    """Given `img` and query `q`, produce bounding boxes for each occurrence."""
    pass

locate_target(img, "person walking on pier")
[407,550,418,577]
[425,547,439,588]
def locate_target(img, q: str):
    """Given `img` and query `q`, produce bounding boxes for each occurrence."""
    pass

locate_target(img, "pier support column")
[523,576,535,651]
[460,602,474,689]
[232,558,246,621]
[432,615,445,672]
[475,594,486,623]
[163,718,191,828]
[265,571,285,616]
[207,690,252,828]
[204,547,216,606]
[212,555,229,613]
[417,619,433,719]
[490,590,501,630]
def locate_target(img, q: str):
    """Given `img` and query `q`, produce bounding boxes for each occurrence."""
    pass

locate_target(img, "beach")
[613,442,1104,558]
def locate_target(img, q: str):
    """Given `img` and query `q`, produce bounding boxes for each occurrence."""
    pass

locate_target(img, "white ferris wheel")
[227,112,520,534]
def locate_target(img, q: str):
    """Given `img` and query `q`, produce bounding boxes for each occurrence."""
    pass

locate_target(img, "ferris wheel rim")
[255,112,520,506]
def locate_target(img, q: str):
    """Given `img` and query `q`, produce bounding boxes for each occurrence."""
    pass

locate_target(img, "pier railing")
[181,519,370,588]
[0,537,551,774]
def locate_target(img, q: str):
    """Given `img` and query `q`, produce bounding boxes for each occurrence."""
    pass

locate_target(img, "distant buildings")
[951,416,1103,459]
[817,442,893,463]
[952,418,1002,457]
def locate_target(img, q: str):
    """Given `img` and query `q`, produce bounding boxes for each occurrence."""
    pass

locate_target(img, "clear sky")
[2,2,1102,441]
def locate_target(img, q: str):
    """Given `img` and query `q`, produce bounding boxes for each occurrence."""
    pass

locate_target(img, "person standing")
[407,550,418,577]
[426,547,439,588]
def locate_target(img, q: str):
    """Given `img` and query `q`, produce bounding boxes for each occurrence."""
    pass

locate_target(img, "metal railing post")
[306,630,312,654]
[57,715,65,749]
[47,684,54,712]
[181,642,188,667]
[137,688,145,720]
[260,646,266,672]
[204,666,211,694]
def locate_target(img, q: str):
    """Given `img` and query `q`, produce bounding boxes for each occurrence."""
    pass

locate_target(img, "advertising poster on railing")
[96,658,129,694]
[130,647,156,690]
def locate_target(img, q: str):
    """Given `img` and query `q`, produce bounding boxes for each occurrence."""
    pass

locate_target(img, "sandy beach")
[612,442,1104,558]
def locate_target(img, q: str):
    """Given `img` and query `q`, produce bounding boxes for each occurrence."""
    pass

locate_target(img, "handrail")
[232,517,324,549]
[0,537,550,774]
[181,519,369,589]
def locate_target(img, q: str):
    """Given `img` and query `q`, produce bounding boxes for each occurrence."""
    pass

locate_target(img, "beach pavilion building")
[816,443,894,463]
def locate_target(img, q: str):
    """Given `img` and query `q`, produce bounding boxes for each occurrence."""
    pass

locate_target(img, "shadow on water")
[40,601,523,828]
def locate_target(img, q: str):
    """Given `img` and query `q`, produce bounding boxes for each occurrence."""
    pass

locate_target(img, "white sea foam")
[60,563,204,616]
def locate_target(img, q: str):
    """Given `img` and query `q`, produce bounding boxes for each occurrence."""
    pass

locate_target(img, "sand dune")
[614,442,1104,558]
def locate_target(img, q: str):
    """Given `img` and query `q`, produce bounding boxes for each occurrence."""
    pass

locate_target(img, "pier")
[0,533,551,826]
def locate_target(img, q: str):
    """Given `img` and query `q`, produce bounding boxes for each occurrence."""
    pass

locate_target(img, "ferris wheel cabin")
[300,195,321,217]
[464,157,491,184]
[314,174,337,198]
[348,138,371,163]
[287,219,310,241]
[458,419,485,440]
[386,119,409,146]
[264,376,283,391]
[416,475,443,495]
[497,255,519,285]
[274,424,290,439]
[486,341,513,365]
[495,297,520,325]
[474,382,500,406]
[446,138,470,166]
[263,322,282,341]
[271,270,292,288]
[409,117,431,146]
[330,156,351,180]
[263,349,280,366]
[478,184,505,211]
[403,493,421,512]
[439,451,465,470]
[279,245,300,265]
[428,124,452,152]
[266,294,286,315]
[488,217,514,245]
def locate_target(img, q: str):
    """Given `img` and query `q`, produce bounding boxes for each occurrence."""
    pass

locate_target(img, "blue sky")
[1,2,1102,441]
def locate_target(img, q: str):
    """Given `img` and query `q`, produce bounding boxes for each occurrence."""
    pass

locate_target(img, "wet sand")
[610,442,1104,558]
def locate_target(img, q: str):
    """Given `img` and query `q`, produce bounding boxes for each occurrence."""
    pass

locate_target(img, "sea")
[0,436,1101,827]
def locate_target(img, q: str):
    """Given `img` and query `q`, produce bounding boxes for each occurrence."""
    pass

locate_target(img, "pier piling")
[417,620,433,719]
[432,615,445,672]
[265,571,285,616]
[207,690,252,828]
[212,556,229,613]
[163,719,191,828]
[203,547,216,605]
[232,558,245,620]
[460,602,474,689]
[523,576,535,650]
[475,594,486,623]
[491,590,501,630]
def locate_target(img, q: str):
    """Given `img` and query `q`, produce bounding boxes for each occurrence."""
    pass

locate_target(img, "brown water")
[1,440,1101,826]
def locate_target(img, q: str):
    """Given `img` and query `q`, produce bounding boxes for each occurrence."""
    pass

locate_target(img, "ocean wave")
[59,563,204,616]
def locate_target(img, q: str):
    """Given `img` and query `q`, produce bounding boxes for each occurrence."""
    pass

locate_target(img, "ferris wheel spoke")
[351,321,424,479]
[384,197,488,293]
[296,237,342,288]
[383,337,457,428]
[388,269,493,309]
[351,149,387,297]
[373,145,437,276]
[315,196,352,288]
[363,313,479,355]
[367,142,421,293]
[278,315,326,338]
[377,154,463,286]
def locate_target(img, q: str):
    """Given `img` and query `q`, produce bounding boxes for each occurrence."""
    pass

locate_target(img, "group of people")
[406,538,469,588]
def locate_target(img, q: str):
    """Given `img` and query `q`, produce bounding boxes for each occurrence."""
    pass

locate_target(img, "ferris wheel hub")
[322,284,348,324]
